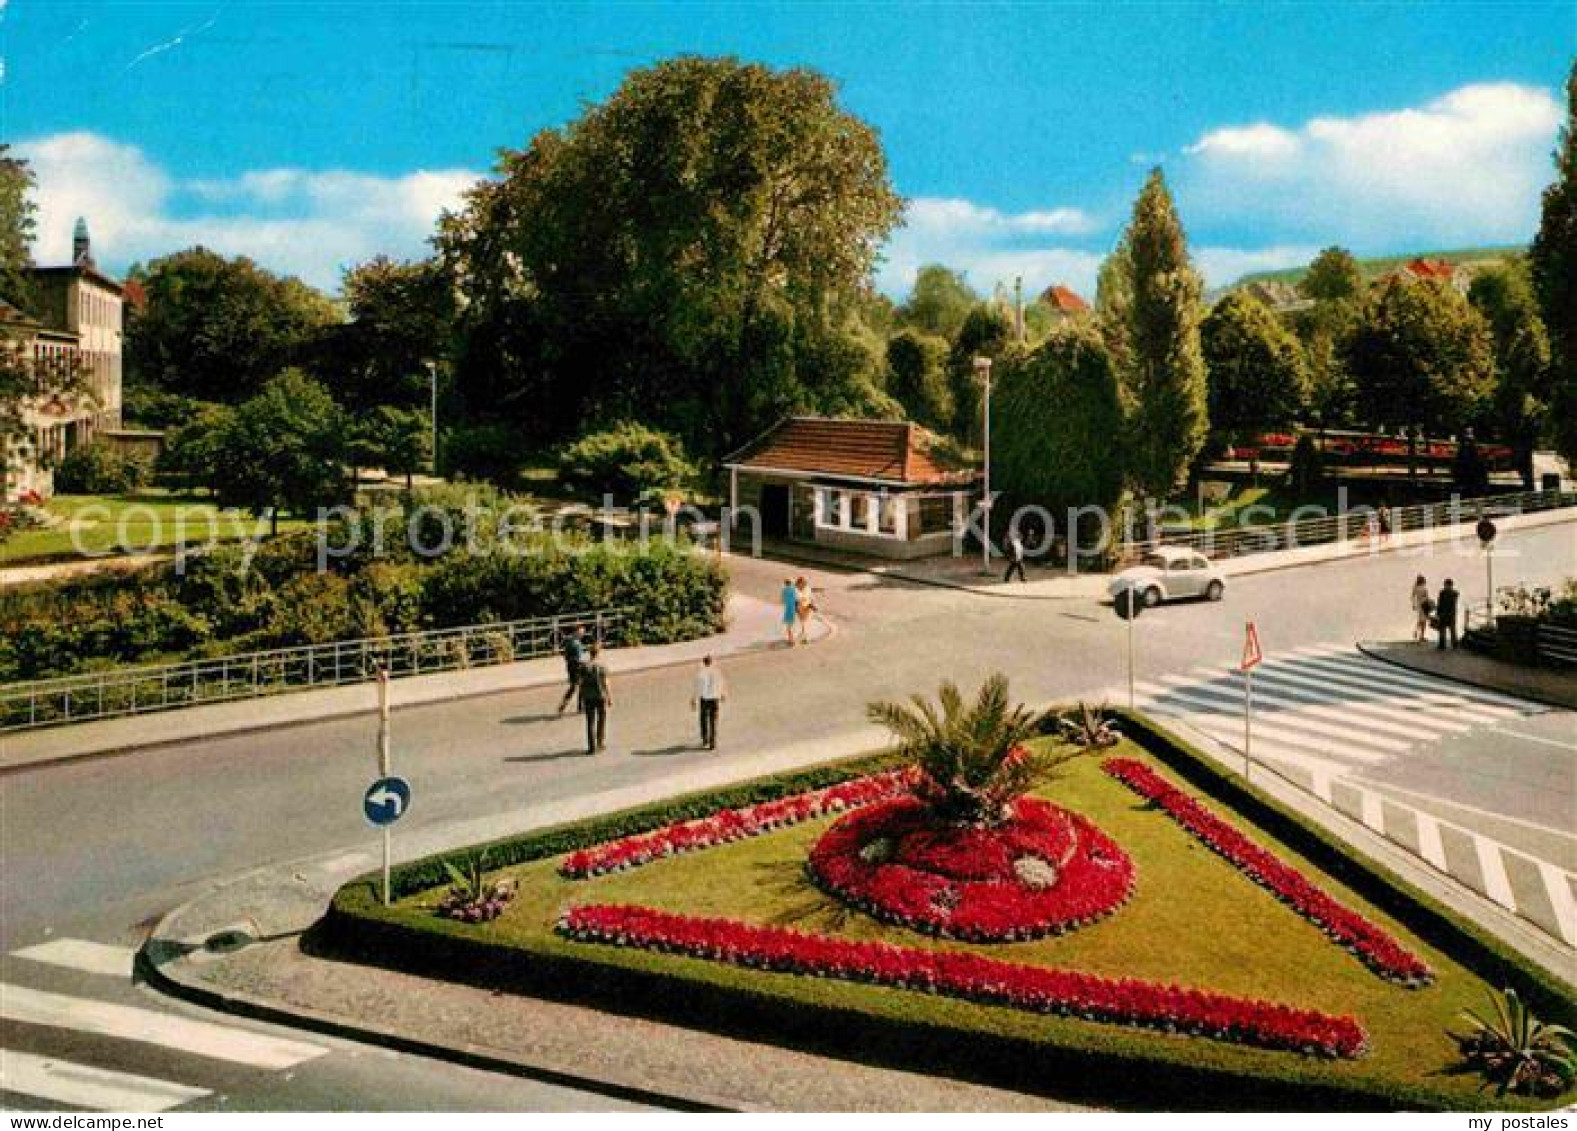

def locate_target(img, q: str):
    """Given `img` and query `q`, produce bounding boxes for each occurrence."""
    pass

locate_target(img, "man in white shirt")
[691,655,726,750]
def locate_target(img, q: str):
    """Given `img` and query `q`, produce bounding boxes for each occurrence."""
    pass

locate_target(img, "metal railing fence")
[1116,489,1576,564]
[0,606,630,734]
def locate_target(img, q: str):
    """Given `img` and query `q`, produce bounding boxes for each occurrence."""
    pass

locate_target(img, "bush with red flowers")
[557,903,1369,1059]
[807,796,1135,941]
[559,769,914,879]
[1103,758,1433,987]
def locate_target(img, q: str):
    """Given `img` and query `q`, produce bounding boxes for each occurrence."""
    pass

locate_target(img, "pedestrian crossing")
[1133,642,1543,788]
[2,937,327,1112]
[1132,644,1577,946]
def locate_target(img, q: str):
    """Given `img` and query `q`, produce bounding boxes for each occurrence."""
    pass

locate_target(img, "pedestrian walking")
[556,626,588,714]
[576,643,612,753]
[794,576,818,644]
[691,654,726,749]
[1410,575,1432,643]
[780,577,800,646]
[1378,504,1393,542]
[1435,579,1460,650]
[1003,529,1027,583]
[1364,510,1380,543]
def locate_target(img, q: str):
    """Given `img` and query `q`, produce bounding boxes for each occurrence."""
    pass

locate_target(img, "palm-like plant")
[867,674,1060,826]
[1453,987,1577,1097]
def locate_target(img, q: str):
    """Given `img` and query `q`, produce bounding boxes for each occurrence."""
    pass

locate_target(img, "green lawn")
[1164,484,1350,531]
[1,491,310,566]
[327,737,1574,1110]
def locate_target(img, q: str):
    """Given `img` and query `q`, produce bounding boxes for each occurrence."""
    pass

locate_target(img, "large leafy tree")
[993,326,1125,522]
[439,55,903,456]
[884,329,953,431]
[0,144,36,310]
[307,256,456,412]
[1469,263,1552,488]
[1200,291,1308,444]
[1100,169,1209,499]
[897,265,978,339]
[1300,247,1364,303]
[127,248,340,402]
[1345,279,1495,441]
[208,370,350,532]
[947,304,1013,445]
[1530,61,1577,471]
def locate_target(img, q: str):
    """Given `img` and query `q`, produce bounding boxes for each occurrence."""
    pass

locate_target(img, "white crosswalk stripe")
[0,984,328,1071]
[0,1049,209,1113]
[1134,644,1545,781]
[11,939,136,979]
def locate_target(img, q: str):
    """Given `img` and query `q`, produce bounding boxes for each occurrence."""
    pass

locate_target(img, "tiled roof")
[1403,258,1457,280]
[1041,284,1090,313]
[726,417,977,485]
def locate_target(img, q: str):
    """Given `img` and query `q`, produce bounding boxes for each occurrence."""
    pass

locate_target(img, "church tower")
[72,217,94,268]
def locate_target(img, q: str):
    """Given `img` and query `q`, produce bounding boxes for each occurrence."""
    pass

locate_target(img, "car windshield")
[1142,555,1169,569]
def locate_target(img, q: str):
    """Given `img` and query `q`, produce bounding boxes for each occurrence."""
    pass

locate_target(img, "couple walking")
[556,626,727,753]
[1410,575,1460,649]
[780,576,821,645]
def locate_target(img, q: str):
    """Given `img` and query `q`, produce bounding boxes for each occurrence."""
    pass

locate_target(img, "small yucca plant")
[867,674,1065,826]
[1453,988,1576,1097]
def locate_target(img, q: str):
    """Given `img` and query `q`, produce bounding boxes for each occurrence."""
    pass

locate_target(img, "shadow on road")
[629,743,698,757]
[499,712,563,726]
[503,749,589,764]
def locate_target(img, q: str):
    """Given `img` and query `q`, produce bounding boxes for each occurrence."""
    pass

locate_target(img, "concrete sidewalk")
[0,592,826,772]
[138,702,1572,1112]
[756,505,1576,601]
[1359,638,1577,710]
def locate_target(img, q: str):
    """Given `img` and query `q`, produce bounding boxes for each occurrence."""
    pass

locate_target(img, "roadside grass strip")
[1102,758,1434,987]
[556,903,1369,1059]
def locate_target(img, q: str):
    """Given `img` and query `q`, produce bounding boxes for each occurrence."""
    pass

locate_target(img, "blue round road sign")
[363,776,412,827]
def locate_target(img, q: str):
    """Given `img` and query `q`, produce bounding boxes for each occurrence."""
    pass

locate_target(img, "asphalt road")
[1,520,1572,1110]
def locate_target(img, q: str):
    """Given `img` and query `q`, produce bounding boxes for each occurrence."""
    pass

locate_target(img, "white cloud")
[1180,82,1561,246]
[20,132,479,291]
[880,196,1103,299]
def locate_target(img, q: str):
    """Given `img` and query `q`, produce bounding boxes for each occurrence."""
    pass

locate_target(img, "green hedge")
[0,521,727,682]
[321,719,1574,1111]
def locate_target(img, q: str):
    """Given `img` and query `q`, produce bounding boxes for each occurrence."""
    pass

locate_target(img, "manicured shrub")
[557,421,696,502]
[54,441,152,495]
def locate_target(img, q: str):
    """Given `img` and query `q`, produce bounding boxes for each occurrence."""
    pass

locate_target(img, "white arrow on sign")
[367,787,404,817]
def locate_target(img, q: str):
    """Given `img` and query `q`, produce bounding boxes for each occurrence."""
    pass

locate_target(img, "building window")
[815,487,905,539]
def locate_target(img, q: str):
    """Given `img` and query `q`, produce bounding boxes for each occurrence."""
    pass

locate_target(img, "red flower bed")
[1102,758,1433,987]
[559,769,914,879]
[806,797,1135,941]
[557,903,1368,1059]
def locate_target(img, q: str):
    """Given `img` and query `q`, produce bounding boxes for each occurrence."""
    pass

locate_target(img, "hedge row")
[0,525,726,682]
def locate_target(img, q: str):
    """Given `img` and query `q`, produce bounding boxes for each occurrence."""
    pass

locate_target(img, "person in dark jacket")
[556,626,587,714]
[576,643,613,753]
[1435,579,1460,650]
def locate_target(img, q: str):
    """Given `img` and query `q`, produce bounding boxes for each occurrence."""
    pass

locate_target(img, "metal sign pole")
[378,670,392,906]
[1126,599,1135,710]
[1243,667,1253,781]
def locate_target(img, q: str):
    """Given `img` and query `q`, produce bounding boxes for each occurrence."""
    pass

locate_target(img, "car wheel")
[1206,580,1224,602]
[1142,586,1163,608]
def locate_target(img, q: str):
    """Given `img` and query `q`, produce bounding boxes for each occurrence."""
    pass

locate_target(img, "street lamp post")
[974,355,993,575]
[427,360,439,477]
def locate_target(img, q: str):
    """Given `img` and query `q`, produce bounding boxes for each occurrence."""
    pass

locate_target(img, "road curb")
[1355,640,1576,711]
[134,935,729,1112]
[1,617,837,775]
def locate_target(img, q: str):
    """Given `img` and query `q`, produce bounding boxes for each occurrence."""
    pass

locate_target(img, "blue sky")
[3,1,1571,297]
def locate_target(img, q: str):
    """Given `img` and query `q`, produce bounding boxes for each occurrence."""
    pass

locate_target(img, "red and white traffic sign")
[1241,622,1263,672]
